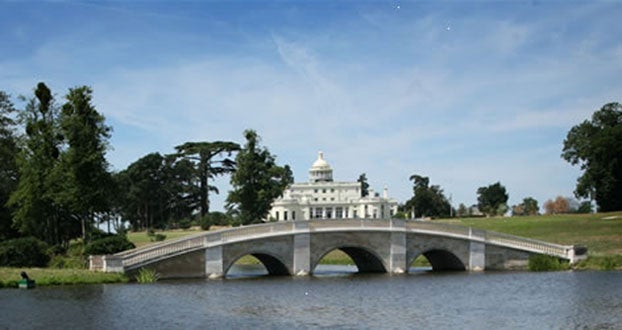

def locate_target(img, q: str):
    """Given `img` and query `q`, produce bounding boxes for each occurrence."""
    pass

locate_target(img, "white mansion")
[267,152,398,221]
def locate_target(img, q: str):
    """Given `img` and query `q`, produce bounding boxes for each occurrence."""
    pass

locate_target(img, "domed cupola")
[309,151,333,182]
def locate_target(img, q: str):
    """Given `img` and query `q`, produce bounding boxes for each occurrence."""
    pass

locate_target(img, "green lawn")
[438,211,622,256]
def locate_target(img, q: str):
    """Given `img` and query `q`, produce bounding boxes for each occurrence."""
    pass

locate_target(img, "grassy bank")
[0,267,128,288]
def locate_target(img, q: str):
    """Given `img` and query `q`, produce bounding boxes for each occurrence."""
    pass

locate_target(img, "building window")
[314,198,318,201]
[322,198,326,201]
[315,207,323,218]
[292,211,296,220]
[331,188,335,192]
[335,207,343,218]
[284,211,288,221]
[330,197,335,201]
[345,209,349,218]
[326,208,332,218]
[275,211,279,221]
[353,210,358,218]
[322,189,326,193]
[314,189,318,193]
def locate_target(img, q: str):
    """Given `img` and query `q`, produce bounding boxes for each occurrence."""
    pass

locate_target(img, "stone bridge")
[90,219,586,279]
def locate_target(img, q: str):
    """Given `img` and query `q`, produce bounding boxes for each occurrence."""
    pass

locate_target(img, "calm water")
[1,267,621,329]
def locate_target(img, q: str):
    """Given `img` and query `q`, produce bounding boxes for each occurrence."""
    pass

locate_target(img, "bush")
[200,216,212,230]
[600,257,618,270]
[84,235,135,255]
[0,237,50,267]
[528,254,569,271]
[135,268,159,283]
[178,219,192,230]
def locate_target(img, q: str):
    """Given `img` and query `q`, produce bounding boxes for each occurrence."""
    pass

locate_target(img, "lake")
[1,266,621,329]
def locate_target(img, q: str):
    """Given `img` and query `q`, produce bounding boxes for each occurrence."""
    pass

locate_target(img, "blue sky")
[1,1,621,212]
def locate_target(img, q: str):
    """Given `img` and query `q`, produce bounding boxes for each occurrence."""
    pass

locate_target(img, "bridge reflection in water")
[90,219,586,279]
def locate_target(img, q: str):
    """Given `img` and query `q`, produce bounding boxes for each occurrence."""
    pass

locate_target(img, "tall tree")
[227,130,293,225]
[477,182,509,217]
[562,102,622,212]
[116,153,168,230]
[357,173,369,197]
[9,83,76,245]
[0,91,20,240]
[405,174,451,218]
[173,141,240,217]
[56,86,114,240]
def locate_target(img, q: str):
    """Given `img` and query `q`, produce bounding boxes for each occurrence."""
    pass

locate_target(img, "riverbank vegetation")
[0,268,128,288]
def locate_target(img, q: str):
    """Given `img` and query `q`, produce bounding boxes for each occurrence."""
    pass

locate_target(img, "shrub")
[135,268,159,283]
[150,233,166,242]
[528,254,569,271]
[84,235,135,255]
[200,216,212,230]
[600,257,617,270]
[178,219,192,230]
[0,237,50,267]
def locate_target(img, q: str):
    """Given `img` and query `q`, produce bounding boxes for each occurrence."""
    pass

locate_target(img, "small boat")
[18,279,36,289]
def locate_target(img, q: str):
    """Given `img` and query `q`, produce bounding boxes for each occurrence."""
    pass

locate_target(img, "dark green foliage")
[404,174,451,218]
[115,152,203,230]
[200,217,212,230]
[357,173,369,197]
[178,218,192,230]
[227,130,293,225]
[0,91,20,240]
[477,182,509,216]
[562,102,622,212]
[84,235,135,255]
[512,197,539,216]
[173,141,240,217]
[9,82,73,245]
[528,254,569,271]
[57,86,114,240]
[0,237,50,267]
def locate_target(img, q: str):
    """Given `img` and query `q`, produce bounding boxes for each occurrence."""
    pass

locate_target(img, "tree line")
[0,83,292,248]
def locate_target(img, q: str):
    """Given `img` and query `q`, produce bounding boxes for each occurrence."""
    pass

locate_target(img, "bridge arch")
[311,246,387,274]
[224,252,291,276]
[409,249,466,271]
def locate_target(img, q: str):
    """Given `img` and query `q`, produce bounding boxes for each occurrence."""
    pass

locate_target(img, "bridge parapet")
[484,231,574,259]
[405,221,471,238]
[121,234,206,269]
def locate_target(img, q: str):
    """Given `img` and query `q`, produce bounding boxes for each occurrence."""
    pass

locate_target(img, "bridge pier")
[293,222,311,276]
[205,232,224,278]
[390,219,407,273]
[468,228,486,271]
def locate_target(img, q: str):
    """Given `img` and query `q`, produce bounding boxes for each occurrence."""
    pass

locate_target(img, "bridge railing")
[308,218,389,231]
[120,233,209,268]
[484,230,572,257]
[219,222,294,243]
[405,221,471,238]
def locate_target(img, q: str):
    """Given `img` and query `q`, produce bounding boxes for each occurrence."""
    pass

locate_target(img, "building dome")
[311,151,331,170]
[309,151,333,182]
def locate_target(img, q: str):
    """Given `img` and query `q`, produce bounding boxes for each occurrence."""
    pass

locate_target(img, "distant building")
[267,152,398,221]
